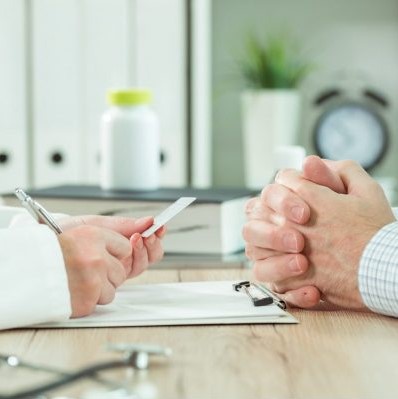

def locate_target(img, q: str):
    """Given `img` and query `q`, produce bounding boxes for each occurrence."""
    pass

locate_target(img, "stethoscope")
[0,343,172,399]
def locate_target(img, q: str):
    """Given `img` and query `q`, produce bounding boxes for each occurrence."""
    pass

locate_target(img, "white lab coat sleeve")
[9,210,69,227]
[0,207,72,330]
[0,206,27,227]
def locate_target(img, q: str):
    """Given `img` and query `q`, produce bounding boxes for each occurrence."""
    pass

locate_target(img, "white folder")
[32,0,84,187]
[0,1,28,193]
[135,0,188,187]
[0,0,190,192]
[82,0,132,184]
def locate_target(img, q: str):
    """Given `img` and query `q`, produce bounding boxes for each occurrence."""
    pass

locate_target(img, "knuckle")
[241,224,251,241]
[122,258,133,276]
[79,299,97,317]
[82,272,102,293]
[245,245,253,259]
[294,180,308,196]
[116,265,129,284]
[260,184,276,202]
[270,282,284,294]
[149,248,163,264]
[245,197,258,214]
[98,290,116,305]
[157,247,164,260]
[253,261,264,281]
[87,254,104,270]
[71,277,102,317]
[107,290,116,303]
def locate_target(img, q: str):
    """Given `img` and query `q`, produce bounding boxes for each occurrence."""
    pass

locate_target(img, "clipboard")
[33,280,297,328]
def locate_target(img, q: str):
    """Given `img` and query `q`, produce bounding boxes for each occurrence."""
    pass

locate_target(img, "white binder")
[0,0,28,193]
[82,0,132,184]
[32,0,84,187]
[2,0,188,190]
[135,0,188,187]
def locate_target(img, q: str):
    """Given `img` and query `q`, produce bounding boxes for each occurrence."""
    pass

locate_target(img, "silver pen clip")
[14,188,63,235]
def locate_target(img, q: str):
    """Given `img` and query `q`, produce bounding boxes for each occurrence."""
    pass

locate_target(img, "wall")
[211,0,398,187]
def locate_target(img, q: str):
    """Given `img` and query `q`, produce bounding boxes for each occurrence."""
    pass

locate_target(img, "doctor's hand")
[58,215,165,278]
[244,157,395,310]
[58,225,134,317]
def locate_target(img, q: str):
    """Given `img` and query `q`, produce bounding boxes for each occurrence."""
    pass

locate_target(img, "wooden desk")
[1,268,397,399]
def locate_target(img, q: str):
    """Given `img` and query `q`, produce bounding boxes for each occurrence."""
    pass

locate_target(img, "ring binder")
[233,281,287,309]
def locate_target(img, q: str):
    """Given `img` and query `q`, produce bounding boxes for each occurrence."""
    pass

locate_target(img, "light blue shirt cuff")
[358,221,398,317]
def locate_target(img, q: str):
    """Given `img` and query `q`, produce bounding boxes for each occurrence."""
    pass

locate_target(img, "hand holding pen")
[14,187,166,317]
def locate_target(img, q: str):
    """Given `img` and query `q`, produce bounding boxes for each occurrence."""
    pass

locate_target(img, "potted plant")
[239,33,313,188]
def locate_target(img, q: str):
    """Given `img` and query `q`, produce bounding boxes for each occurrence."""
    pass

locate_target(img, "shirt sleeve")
[0,224,72,330]
[358,221,398,317]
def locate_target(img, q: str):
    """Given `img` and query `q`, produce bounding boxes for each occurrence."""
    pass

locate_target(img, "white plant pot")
[241,89,301,189]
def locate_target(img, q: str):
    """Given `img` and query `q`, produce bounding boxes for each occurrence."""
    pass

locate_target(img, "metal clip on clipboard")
[233,281,287,309]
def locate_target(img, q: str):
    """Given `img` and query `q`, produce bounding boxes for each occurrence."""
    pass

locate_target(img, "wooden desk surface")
[1,268,397,399]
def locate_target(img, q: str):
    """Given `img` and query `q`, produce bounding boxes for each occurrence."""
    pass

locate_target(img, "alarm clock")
[312,88,390,171]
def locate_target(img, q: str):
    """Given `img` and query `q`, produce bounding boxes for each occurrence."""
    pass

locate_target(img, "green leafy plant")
[238,33,313,89]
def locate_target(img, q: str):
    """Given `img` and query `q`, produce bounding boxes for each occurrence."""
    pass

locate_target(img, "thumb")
[302,155,346,193]
[325,159,378,197]
[278,286,321,309]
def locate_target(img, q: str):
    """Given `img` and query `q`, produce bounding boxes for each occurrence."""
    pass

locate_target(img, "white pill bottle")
[100,88,160,190]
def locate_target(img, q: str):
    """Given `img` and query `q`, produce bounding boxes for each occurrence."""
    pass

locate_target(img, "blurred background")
[1,0,398,202]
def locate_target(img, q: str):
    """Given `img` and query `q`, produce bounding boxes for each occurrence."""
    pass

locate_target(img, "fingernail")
[283,233,298,251]
[291,206,304,223]
[288,257,302,273]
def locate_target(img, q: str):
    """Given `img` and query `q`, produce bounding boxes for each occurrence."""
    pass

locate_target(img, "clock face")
[314,103,388,170]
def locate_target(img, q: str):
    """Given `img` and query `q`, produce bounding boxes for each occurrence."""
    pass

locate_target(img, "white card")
[141,197,196,238]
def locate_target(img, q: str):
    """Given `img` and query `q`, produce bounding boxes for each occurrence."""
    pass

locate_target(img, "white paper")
[141,197,196,238]
[34,281,297,328]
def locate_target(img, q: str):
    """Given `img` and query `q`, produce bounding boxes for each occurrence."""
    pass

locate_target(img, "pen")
[14,188,63,235]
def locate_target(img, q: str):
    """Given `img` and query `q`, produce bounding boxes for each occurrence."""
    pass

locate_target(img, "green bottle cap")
[107,89,152,105]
